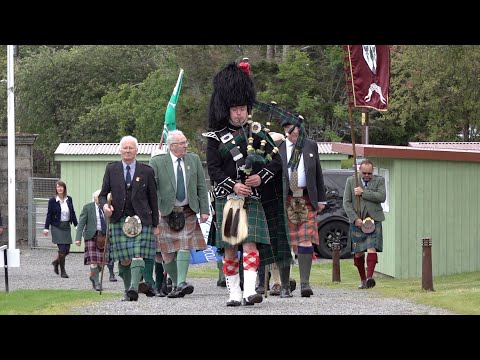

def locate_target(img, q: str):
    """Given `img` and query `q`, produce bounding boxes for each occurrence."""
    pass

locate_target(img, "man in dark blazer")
[99,135,160,301]
[279,115,326,298]
[343,158,386,289]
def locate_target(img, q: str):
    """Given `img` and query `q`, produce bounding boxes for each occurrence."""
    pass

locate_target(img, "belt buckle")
[292,189,303,197]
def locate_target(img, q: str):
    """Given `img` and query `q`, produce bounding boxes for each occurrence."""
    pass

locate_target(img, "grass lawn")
[190,260,480,315]
[0,290,119,315]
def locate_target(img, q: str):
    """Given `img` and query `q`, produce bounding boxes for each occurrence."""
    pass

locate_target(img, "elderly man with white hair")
[75,189,117,291]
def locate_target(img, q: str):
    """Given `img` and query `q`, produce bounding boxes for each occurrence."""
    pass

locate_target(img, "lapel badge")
[135,177,140,182]
[309,153,313,157]
[187,166,190,170]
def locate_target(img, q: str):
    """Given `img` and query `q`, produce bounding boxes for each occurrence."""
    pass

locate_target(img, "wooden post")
[421,238,434,291]
[332,242,341,282]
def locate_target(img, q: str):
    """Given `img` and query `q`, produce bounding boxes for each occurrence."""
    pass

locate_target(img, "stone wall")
[0,133,37,246]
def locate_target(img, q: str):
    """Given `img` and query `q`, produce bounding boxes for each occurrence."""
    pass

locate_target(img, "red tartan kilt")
[286,195,319,246]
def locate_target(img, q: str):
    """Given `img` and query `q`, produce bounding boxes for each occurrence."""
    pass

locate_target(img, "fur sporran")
[95,232,106,251]
[287,198,308,225]
[221,196,248,245]
[168,207,185,231]
[361,217,375,234]
[122,215,142,237]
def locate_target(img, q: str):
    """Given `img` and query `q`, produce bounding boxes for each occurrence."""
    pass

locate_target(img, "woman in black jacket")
[43,180,78,278]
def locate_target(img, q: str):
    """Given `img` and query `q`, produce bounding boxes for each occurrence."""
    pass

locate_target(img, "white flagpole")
[5,45,20,267]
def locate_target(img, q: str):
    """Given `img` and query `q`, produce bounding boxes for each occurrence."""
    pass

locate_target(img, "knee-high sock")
[90,265,100,286]
[163,258,178,287]
[257,265,266,288]
[118,262,131,291]
[176,250,191,285]
[143,258,155,287]
[271,264,281,286]
[353,254,366,281]
[107,262,115,277]
[155,261,164,291]
[297,246,313,285]
[130,259,145,291]
[278,265,291,288]
[216,260,225,280]
[367,253,378,278]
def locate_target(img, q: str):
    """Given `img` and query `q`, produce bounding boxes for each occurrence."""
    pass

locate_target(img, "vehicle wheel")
[317,221,350,259]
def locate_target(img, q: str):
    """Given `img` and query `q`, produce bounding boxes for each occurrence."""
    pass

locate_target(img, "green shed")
[317,142,349,169]
[54,143,161,252]
[332,142,480,279]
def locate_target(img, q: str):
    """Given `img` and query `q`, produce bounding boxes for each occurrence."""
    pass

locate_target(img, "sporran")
[287,197,308,225]
[123,215,142,237]
[361,217,375,234]
[95,232,106,250]
[168,206,185,231]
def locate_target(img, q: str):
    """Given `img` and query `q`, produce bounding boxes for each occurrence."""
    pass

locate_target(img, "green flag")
[162,68,184,144]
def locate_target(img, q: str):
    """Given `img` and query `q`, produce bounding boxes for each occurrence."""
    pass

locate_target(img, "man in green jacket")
[149,129,210,298]
[75,190,117,291]
[343,159,386,289]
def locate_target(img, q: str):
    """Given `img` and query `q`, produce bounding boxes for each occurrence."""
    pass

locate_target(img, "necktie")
[364,181,368,188]
[290,169,299,192]
[99,206,106,235]
[176,158,186,202]
[126,165,132,187]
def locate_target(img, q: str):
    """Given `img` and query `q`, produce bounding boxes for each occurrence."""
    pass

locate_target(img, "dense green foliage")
[1,45,479,172]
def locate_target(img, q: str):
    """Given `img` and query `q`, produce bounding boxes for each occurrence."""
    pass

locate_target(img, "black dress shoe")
[168,282,194,298]
[300,283,313,297]
[126,287,139,301]
[138,282,156,297]
[242,293,263,306]
[280,287,293,298]
[366,277,376,289]
[217,278,226,287]
[109,275,117,282]
[226,299,242,307]
[255,285,265,295]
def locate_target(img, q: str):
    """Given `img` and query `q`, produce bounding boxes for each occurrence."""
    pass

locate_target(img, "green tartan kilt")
[349,221,383,253]
[262,177,293,269]
[109,217,155,261]
[215,197,276,266]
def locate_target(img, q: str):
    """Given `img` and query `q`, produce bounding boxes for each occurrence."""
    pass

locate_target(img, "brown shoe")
[358,280,367,289]
[270,283,281,296]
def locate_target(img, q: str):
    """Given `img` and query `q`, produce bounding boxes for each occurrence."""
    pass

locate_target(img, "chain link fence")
[28,177,59,249]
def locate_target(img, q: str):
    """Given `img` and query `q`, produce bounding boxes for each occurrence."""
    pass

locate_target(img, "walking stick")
[99,193,112,295]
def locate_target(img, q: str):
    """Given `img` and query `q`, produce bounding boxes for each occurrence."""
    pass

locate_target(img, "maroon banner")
[347,45,390,112]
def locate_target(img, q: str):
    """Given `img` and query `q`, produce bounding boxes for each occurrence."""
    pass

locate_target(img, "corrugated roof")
[409,142,480,151]
[316,142,338,154]
[55,143,160,155]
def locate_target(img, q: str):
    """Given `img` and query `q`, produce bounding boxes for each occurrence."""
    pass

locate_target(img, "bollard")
[421,238,434,291]
[331,242,341,282]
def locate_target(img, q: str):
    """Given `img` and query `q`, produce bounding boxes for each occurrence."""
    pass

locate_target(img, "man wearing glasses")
[343,159,386,289]
[149,129,210,298]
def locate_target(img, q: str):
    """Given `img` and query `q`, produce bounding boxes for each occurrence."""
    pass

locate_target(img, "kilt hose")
[286,194,319,247]
[214,197,276,267]
[109,217,155,262]
[156,207,207,254]
[83,233,113,266]
[350,221,383,253]
[262,176,293,269]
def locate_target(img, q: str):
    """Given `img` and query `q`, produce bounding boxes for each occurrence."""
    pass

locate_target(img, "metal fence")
[28,177,59,249]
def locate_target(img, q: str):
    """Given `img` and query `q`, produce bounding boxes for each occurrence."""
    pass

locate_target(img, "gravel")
[0,247,454,315]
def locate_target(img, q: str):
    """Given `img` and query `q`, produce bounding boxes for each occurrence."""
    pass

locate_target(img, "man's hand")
[75,240,81,246]
[244,174,261,188]
[233,182,252,197]
[199,214,209,223]
[104,204,113,217]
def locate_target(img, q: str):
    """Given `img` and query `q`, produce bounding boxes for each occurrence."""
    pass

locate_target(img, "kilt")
[156,207,207,254]
[109,217,155,261]
[51,221,72,245]
[214,197,275,266]
[83,233,113,266]
[349,222,383,253]
[262,176,293,269]
[286,195,319,246]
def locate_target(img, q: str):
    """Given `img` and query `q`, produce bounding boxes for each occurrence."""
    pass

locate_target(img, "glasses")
[171,141,189,146]
[361,172,372,175]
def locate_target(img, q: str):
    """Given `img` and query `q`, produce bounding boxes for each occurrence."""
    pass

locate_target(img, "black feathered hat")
[208,59,256,131]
